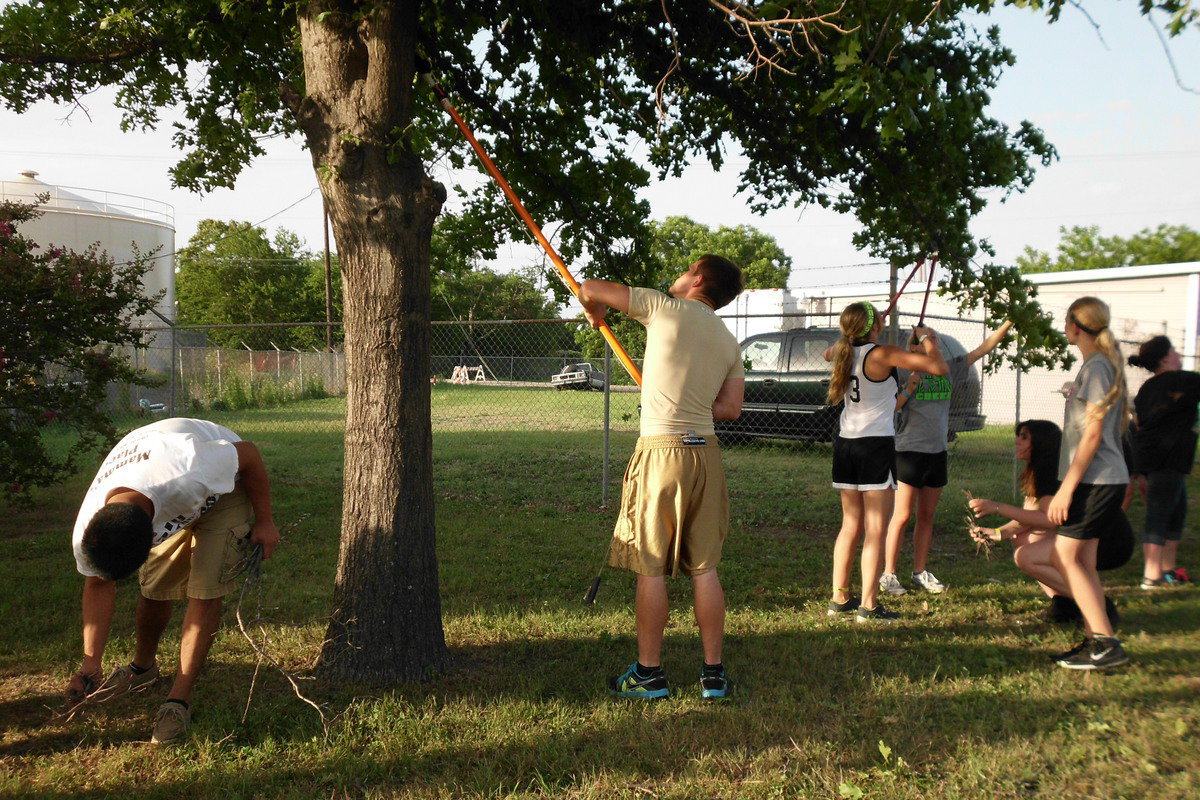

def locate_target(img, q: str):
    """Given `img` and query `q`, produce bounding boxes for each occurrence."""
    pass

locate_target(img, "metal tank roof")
[0,170,174,228]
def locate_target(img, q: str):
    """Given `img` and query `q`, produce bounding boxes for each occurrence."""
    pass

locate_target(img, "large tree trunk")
[286,0,448,682]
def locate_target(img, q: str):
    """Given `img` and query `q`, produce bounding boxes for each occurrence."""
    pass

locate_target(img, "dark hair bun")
[1127,355,1142,368]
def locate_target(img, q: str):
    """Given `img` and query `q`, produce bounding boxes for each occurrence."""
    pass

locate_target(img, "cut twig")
[233,515,330,734]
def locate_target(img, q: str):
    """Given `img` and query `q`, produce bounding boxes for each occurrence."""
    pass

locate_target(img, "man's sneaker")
[1041,595,1083,624]
[150,701,191,744]
[827,596,861,616]
[911,570,946,594]
[1141,577,1165,590]
[856,604,901,623]
[607,663,669,700]
[1056,636,1130,671]
[1049,637,1090,662]
[879,572,908,596]
[91,663,159,701]
[699,666,730,700]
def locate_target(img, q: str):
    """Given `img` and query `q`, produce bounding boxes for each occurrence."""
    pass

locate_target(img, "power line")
[790,260,888,273]
[112,188,320,267]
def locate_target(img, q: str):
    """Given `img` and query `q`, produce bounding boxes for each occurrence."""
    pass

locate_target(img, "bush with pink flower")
[1,197,159,504]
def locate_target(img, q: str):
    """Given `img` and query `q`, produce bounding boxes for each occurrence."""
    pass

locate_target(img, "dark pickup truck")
[716,327,985,444]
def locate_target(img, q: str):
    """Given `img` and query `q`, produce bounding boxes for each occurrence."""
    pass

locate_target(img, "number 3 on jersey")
[848,375,860,403]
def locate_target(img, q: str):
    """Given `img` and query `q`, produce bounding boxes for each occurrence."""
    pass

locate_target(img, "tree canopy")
[1017,224,1200,273]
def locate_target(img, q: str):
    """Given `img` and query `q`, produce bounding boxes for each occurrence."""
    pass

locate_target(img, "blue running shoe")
[699,666,730,701]
[607,663,669,700]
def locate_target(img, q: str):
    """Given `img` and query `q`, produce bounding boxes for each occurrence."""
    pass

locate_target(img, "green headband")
[858,303,875,338]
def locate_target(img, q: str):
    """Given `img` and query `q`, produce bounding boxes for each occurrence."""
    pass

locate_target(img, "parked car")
[716,326,985,443]
[551,362,607,391]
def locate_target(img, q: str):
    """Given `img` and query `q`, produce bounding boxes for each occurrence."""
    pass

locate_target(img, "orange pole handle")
[426,77,643,387]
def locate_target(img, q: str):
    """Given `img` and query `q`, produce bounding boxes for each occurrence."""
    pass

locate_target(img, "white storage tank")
[0,169,175,324]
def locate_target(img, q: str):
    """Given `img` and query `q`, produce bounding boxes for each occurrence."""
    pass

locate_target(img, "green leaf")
[839,782,865,799]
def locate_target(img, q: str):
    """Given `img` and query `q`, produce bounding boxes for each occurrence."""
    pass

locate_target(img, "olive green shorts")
[138,485,253,601]
[608,434,729,578]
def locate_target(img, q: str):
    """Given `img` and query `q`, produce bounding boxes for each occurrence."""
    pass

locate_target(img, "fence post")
[167,326,176,415]
[602,339,611,508]
[1014,341,1023,501]
[178,343,185,408]
[271,342,282,381]
[296,348,304,394]
[216,347,223,398]
[242,342,254,397]
[1014,341,1023,429]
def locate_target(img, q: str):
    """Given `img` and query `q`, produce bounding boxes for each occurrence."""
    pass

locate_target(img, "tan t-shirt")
[629,287,744,436]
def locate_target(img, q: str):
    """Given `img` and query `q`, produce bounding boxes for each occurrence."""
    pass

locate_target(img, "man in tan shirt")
[579,254,745,701]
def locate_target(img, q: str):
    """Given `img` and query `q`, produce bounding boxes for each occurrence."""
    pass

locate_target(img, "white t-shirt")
[72,418,242,577]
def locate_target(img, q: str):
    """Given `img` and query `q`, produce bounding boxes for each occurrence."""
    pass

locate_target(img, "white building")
[0,170,176,324]
[730,262,1200,428]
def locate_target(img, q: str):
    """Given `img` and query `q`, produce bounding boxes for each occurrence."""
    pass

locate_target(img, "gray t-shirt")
[895,355,971,454]
[1058,353,1130,485]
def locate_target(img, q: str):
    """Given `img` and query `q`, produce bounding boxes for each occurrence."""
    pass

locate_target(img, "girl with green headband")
[822,301,947,622]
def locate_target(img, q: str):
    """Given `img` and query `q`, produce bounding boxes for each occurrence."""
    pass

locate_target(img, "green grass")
[2,391,1198,799]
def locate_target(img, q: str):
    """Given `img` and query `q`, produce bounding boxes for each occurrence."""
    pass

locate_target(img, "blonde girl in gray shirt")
[1046,297,1131,671]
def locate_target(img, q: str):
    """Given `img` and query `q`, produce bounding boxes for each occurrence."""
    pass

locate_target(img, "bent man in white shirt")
[66,418,280,744]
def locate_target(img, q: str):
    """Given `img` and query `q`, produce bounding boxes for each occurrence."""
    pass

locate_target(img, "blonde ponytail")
[1068,297,1129,432]
[1092,328,1130,432]
[827,302,875,405]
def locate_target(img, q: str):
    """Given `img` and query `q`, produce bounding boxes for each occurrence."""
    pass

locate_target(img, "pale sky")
[1,4,1196,293]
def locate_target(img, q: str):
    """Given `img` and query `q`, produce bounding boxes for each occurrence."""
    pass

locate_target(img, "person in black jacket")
[1128,335,1200,588]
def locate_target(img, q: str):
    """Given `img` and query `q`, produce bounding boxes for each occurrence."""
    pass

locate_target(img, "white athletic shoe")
[879,572,908,596]
[911,570,946,593]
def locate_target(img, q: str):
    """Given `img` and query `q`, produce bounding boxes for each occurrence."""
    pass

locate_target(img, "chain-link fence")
[84,311,1173,506]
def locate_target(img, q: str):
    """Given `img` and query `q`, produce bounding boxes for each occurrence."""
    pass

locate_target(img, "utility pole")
[323,198,334,352]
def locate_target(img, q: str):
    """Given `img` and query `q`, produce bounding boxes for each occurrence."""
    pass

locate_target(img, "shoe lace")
[156,704,187,724]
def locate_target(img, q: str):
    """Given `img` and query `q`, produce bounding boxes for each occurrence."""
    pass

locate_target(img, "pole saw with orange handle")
[418,62,636,605]
[418,68,642,388]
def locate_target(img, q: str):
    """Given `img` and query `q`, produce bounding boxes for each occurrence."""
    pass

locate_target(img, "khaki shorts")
[139,486,253,601]
[608,434,729,578]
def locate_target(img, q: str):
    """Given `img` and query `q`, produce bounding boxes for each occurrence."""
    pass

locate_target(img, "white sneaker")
[879,572,908,596]
[911,570,946,593]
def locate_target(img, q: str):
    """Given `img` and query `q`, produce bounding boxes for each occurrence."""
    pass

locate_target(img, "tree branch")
[0,39,166,66]
[1149,13,1199,94]
[1067,0,1109,49]
[707,0,856,76]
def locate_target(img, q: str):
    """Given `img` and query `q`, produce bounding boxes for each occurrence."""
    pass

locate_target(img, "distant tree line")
[1018,224,1200,273]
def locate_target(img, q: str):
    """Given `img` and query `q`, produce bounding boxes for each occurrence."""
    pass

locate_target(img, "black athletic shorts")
[1058,483,1134,570]
[832,435,896,491]
[895,450,948,489]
